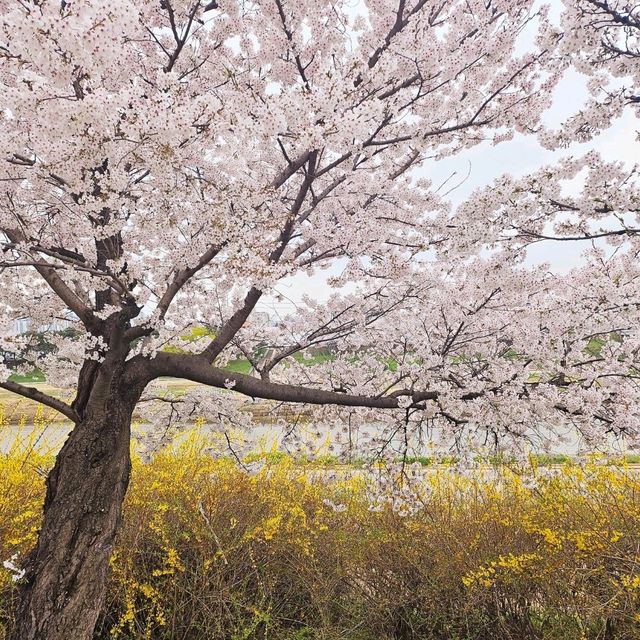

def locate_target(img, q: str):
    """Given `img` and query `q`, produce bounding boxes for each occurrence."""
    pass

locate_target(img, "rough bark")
[9,361,143,640]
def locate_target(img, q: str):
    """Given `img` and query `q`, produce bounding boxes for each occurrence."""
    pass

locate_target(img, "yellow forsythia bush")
[2,428,640,639]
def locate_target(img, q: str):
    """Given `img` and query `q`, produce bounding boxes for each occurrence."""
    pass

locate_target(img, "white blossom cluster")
[0,0,637,460]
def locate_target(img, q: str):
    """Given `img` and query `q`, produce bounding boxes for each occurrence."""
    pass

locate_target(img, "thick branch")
[3,228,97,329]
[202,286,263,362]
[203,153,318,362]
[147,352,470,409]
[272,151,313,189]
[155,242,225,321]
[151,352,412,406]
[0,381,79,422]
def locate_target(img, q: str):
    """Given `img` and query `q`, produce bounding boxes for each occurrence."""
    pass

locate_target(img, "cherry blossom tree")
[0,0,637,638]
[450,0,640,444]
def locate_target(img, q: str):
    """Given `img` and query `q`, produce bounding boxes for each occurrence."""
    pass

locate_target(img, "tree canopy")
[1,0,639,454]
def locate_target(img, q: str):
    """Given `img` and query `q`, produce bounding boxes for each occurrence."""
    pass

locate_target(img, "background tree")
[0,0,638,638]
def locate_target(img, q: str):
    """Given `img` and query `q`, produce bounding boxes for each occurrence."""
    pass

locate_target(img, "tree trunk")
[10,368,141,640]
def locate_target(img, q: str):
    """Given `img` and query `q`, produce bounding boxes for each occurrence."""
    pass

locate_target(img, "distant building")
[11,316,75,336]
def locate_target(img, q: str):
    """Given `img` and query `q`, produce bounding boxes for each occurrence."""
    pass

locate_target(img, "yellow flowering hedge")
[2,428,640,639]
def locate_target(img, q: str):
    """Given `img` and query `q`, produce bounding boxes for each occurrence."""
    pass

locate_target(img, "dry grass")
[2,429,640,639]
